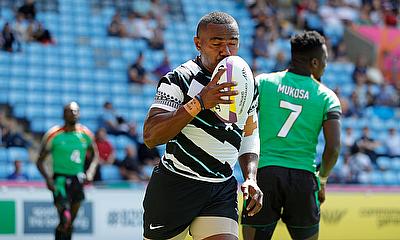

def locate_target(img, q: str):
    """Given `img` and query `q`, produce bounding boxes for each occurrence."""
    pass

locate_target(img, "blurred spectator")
[383,3,397,27]
[1,23,16,52]
[118,145,149,182]
[108,12,127,37]
[132,14,156,42]
[98,101,123,134]
[357,3,374,25]
[384,128,400,157]
[32,23,53,45]
[347,91,364,117]
[17,0,36,21]
[124,12,138,38]
[352,58,368,83]
[149,0,167,28]
[7,160,29,181]
[337,153,356,184]
[95,128,115,165]
[375,82,399,107]
[98,102,139,142]
[128,52,151,84]
[351,150,373,175]
[365,86,376,107]
[138,143,160,166]
[153,54,171,79]
[149,26,165,50]
[334,41,349,62]
[12,13,29,47]
[272,51,288,72]
[354,126,380,165]
[2,121,31,148]
[252,25,269,59]
[342,127,357,154]
[366,67,384,85]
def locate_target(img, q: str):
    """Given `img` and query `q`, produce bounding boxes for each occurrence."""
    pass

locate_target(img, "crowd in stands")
[245,0,400,184]
[0,111,31,149]
[1,0,399,185]
[107,0,167,50]
[91,100,161,182]
[0,0,53,52]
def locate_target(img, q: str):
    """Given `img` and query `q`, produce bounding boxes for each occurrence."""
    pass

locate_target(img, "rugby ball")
[211,56,254,123]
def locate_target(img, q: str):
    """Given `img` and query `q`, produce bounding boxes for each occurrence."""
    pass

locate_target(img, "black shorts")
[53,173,85,207]
[143,163,238,239]
[242,166,320,228]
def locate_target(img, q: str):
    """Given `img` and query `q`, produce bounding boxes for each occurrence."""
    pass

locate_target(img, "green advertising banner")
[0,201,16,234]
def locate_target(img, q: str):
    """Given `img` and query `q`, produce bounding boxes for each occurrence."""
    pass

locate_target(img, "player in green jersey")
[37,102,99,240]
[242,31,341,240]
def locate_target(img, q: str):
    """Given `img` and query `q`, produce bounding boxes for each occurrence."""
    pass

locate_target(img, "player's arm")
[320,117,341,178]
[318,113,341,204]
[144,68,237,148]
[239,110,263,216]
[36,136,54,192]
[86,136,99,182]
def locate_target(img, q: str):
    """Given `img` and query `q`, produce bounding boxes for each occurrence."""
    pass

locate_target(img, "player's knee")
[287,224,319,240]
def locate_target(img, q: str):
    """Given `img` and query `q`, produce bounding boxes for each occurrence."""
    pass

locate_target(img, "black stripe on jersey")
[191,111,243,150]
[167,134,233,178]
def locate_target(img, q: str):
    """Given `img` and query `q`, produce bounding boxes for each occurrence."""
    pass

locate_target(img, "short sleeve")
[323,90,342,121]
[151,73,184,112]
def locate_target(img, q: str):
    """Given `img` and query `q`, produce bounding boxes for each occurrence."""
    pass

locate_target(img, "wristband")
[195,95,206,110]
[318,173,329,185]
[183,98,201,117]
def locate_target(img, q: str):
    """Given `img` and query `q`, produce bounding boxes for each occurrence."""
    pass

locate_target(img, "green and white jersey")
[257,71,341,173]
[42,124,94,175]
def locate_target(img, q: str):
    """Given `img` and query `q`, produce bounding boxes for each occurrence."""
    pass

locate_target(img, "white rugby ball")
[211,56,255,123]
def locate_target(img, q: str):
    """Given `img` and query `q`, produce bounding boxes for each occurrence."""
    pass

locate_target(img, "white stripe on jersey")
[163,153,232,183]
[181,124,239,168]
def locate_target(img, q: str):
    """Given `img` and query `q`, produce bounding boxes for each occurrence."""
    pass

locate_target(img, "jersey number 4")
[277,100,302,137]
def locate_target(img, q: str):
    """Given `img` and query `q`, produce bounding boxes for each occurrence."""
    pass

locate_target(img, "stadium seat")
[0,162,12,179]
[8,147,30,163]
[100,165,123,181]
[382,171,398,185]
[0,147,8,162]
[370,171,384,185]
[392,158,400,171]
[376,156,391,170]
[26,163,43,180]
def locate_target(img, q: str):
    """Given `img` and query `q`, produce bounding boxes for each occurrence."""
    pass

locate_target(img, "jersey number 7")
[277,100,302,137]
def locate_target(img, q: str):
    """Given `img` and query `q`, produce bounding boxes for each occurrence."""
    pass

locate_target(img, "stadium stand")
[0,0,399,184]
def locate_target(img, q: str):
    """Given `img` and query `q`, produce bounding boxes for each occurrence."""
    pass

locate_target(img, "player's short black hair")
[196,11,238,37]
[290,31,325,58]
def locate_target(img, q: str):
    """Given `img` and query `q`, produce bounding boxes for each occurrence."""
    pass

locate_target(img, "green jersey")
[42,124,94,175]
[257,71,341,173]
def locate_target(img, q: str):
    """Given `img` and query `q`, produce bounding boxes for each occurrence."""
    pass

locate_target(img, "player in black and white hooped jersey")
[142,11,263,240]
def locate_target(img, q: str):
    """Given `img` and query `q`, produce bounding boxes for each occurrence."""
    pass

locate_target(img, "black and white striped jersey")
[151,57,259,183]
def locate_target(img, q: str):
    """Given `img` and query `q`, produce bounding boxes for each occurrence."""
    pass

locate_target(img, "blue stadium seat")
[100,165,123,181]
[0,162,12,179]
[8,147,30,163]
[382,171,398,185]
[0,147,8,162]
[392,158,400,171]
[376,157,391,170]
[370,171,384,185]
[26,163,43,180]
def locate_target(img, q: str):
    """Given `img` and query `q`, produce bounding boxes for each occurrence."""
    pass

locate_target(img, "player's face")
[312,44,328,80]
[194,23,239,73]
[64,103,80,125]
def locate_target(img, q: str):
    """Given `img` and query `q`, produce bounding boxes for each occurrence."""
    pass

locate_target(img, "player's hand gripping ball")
[211,56,255,123]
